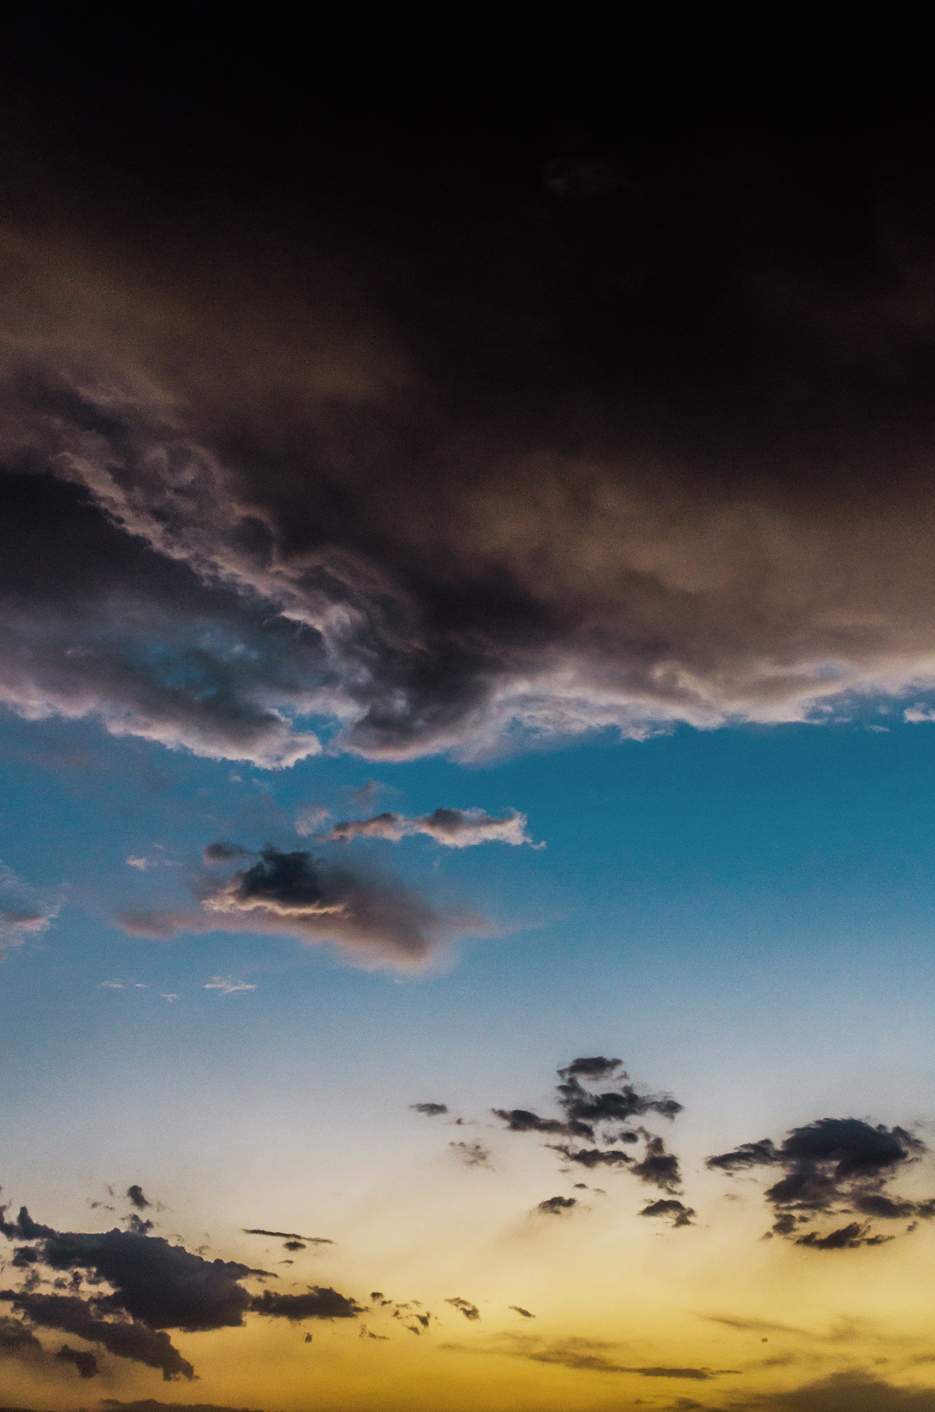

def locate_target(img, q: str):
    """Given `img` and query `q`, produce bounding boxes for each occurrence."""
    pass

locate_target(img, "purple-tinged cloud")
[320,807,535,848]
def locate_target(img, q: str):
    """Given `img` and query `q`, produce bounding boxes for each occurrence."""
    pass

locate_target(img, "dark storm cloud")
[56,1342,99,1377]
[8,78,935,767]
[122,845,477,970]
[707,1117,931,1245]
[320,808,534,848]
[410,1103,448,1116]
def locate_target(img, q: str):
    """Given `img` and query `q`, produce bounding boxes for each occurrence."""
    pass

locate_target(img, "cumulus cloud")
[640,1198,696,1228]
[121,844,479,970]
[320,808,536,848]
[707,1117,932,1245]
[9,98,935,769]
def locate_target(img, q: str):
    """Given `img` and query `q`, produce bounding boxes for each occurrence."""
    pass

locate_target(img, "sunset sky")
[5,18,935,1412]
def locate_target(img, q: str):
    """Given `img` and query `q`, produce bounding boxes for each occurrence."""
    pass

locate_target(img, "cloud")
[492,1057,686,1197]
[449,1142,491,1168]
[0,1201,361,1381]
[13,105,935,771]
[509,1306,535,1317]
[0,861,59,956]
[536,1196,577,1215]
[445,1298,480,1321]
[726,1369,935,1409]
[121,844,479,971]
[320,808,536,848]
[127,1186,152,1211]
[707,1117,931,1245]
[410,1102,448,1116]
[496,1334,730,1380]
[242,1230,332,1244]
[640,1198,696,1228]
[204,977,256,994]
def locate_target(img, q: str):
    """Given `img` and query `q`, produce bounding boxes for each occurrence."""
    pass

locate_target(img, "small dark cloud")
[411,1102,448,1116]
[640,1199,696,1228]
[250,1288,360,1321]
[536,1196,576,1215]
[557,1057,623,1081]
[203,842,253,863]
[282,1241,305,1252]
[320,807,534,849]
[242,1229,332,1243]
[631,1136,683,1193]
[707,1117,930,1246]
[446,1297,480,1321]
[449,1142,491,1168]
[57,1342,100,1378]
[126,1185,152,1211]
[509,1306,535,1317]
[492,1108,568,1134]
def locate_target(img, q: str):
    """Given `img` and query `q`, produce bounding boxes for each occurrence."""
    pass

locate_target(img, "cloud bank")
[8,106,935,765]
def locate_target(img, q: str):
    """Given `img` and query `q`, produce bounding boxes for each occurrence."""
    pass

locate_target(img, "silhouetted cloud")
[127,1185,151,1211]
[640,1198,696,1227]
[121,844,479,970]
[509,1306,535,1318]
[320,808,535,848]
[446,1298,480,1321]
[492,1057,686,1199]
[250,1289,360,1320]
[410,1103,448,1116]
[55,1343,99,1378]
[0,1201,361,1381]
[707,1117,931,1245]
[496,1334,732,1380]
[536,1196,577,1215]
[242,1230,332,1244]
[727,1369,935,1409]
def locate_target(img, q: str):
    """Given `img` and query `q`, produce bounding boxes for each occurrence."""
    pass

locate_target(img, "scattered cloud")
[204,977,257,995]
[536,1196,577,1215]
[410,1102,449,1117]
[242,1230,332,1245]
[707,1117,932,1245]
[492,1057,686,1197]
[640,1198,696,1228]
[450,1142,491,1168]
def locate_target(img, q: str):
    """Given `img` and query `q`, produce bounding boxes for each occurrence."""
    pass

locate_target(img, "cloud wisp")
[707,1117,933,1246]
[319,808,536,848]
[121,844,481,971]
[0,860,60,957]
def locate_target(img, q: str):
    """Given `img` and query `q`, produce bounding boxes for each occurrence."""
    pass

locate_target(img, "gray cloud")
[720,1369,935,1410]
[640,1198,696,1228]
[121,844,479,970]
[320,808,535,848]
[707,1118,932,1245]
[445,1298,480,1321]
[493,1334,730,1380]
[410,1102,448,1117]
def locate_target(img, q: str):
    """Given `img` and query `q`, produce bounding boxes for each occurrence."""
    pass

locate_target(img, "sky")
[6,18,935,1412]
